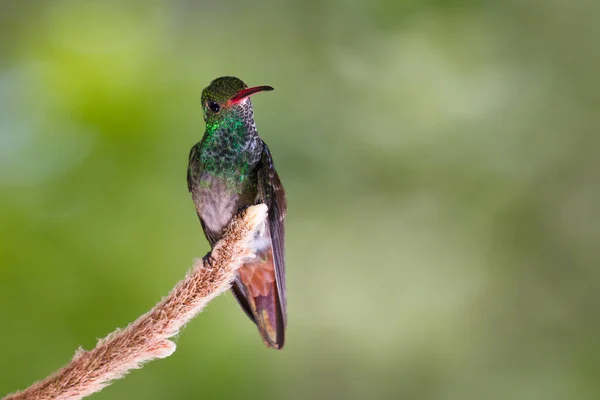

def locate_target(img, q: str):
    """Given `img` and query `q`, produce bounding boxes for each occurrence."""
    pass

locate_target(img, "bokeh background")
[1,0,599,399]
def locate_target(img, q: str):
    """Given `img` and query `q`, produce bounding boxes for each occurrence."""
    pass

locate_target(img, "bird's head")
[201,76,274,128]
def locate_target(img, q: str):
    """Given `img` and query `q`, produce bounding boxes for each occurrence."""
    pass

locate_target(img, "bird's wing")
[256,141,287,324]
[187,143,200,194]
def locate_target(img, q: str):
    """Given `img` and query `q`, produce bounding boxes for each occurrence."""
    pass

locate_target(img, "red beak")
[229,85,274,105]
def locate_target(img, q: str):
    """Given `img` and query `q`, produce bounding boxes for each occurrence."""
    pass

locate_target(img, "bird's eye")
[207,101,220,113]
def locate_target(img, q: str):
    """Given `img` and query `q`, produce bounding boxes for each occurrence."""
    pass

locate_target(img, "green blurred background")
[1,1,599,399]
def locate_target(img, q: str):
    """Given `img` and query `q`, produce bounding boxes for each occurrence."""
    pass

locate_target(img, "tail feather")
[234,249,285,349]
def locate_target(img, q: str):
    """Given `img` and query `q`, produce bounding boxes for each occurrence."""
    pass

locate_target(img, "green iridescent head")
[201,76,274,127]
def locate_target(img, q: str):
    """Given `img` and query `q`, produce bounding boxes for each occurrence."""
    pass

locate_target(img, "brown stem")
[3,204,268,400]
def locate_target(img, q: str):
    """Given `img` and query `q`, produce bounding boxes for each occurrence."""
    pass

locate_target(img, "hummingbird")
[187,76,287,349]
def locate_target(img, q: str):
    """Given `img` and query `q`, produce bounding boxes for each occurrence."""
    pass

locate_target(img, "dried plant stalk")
[3,204,268,400]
